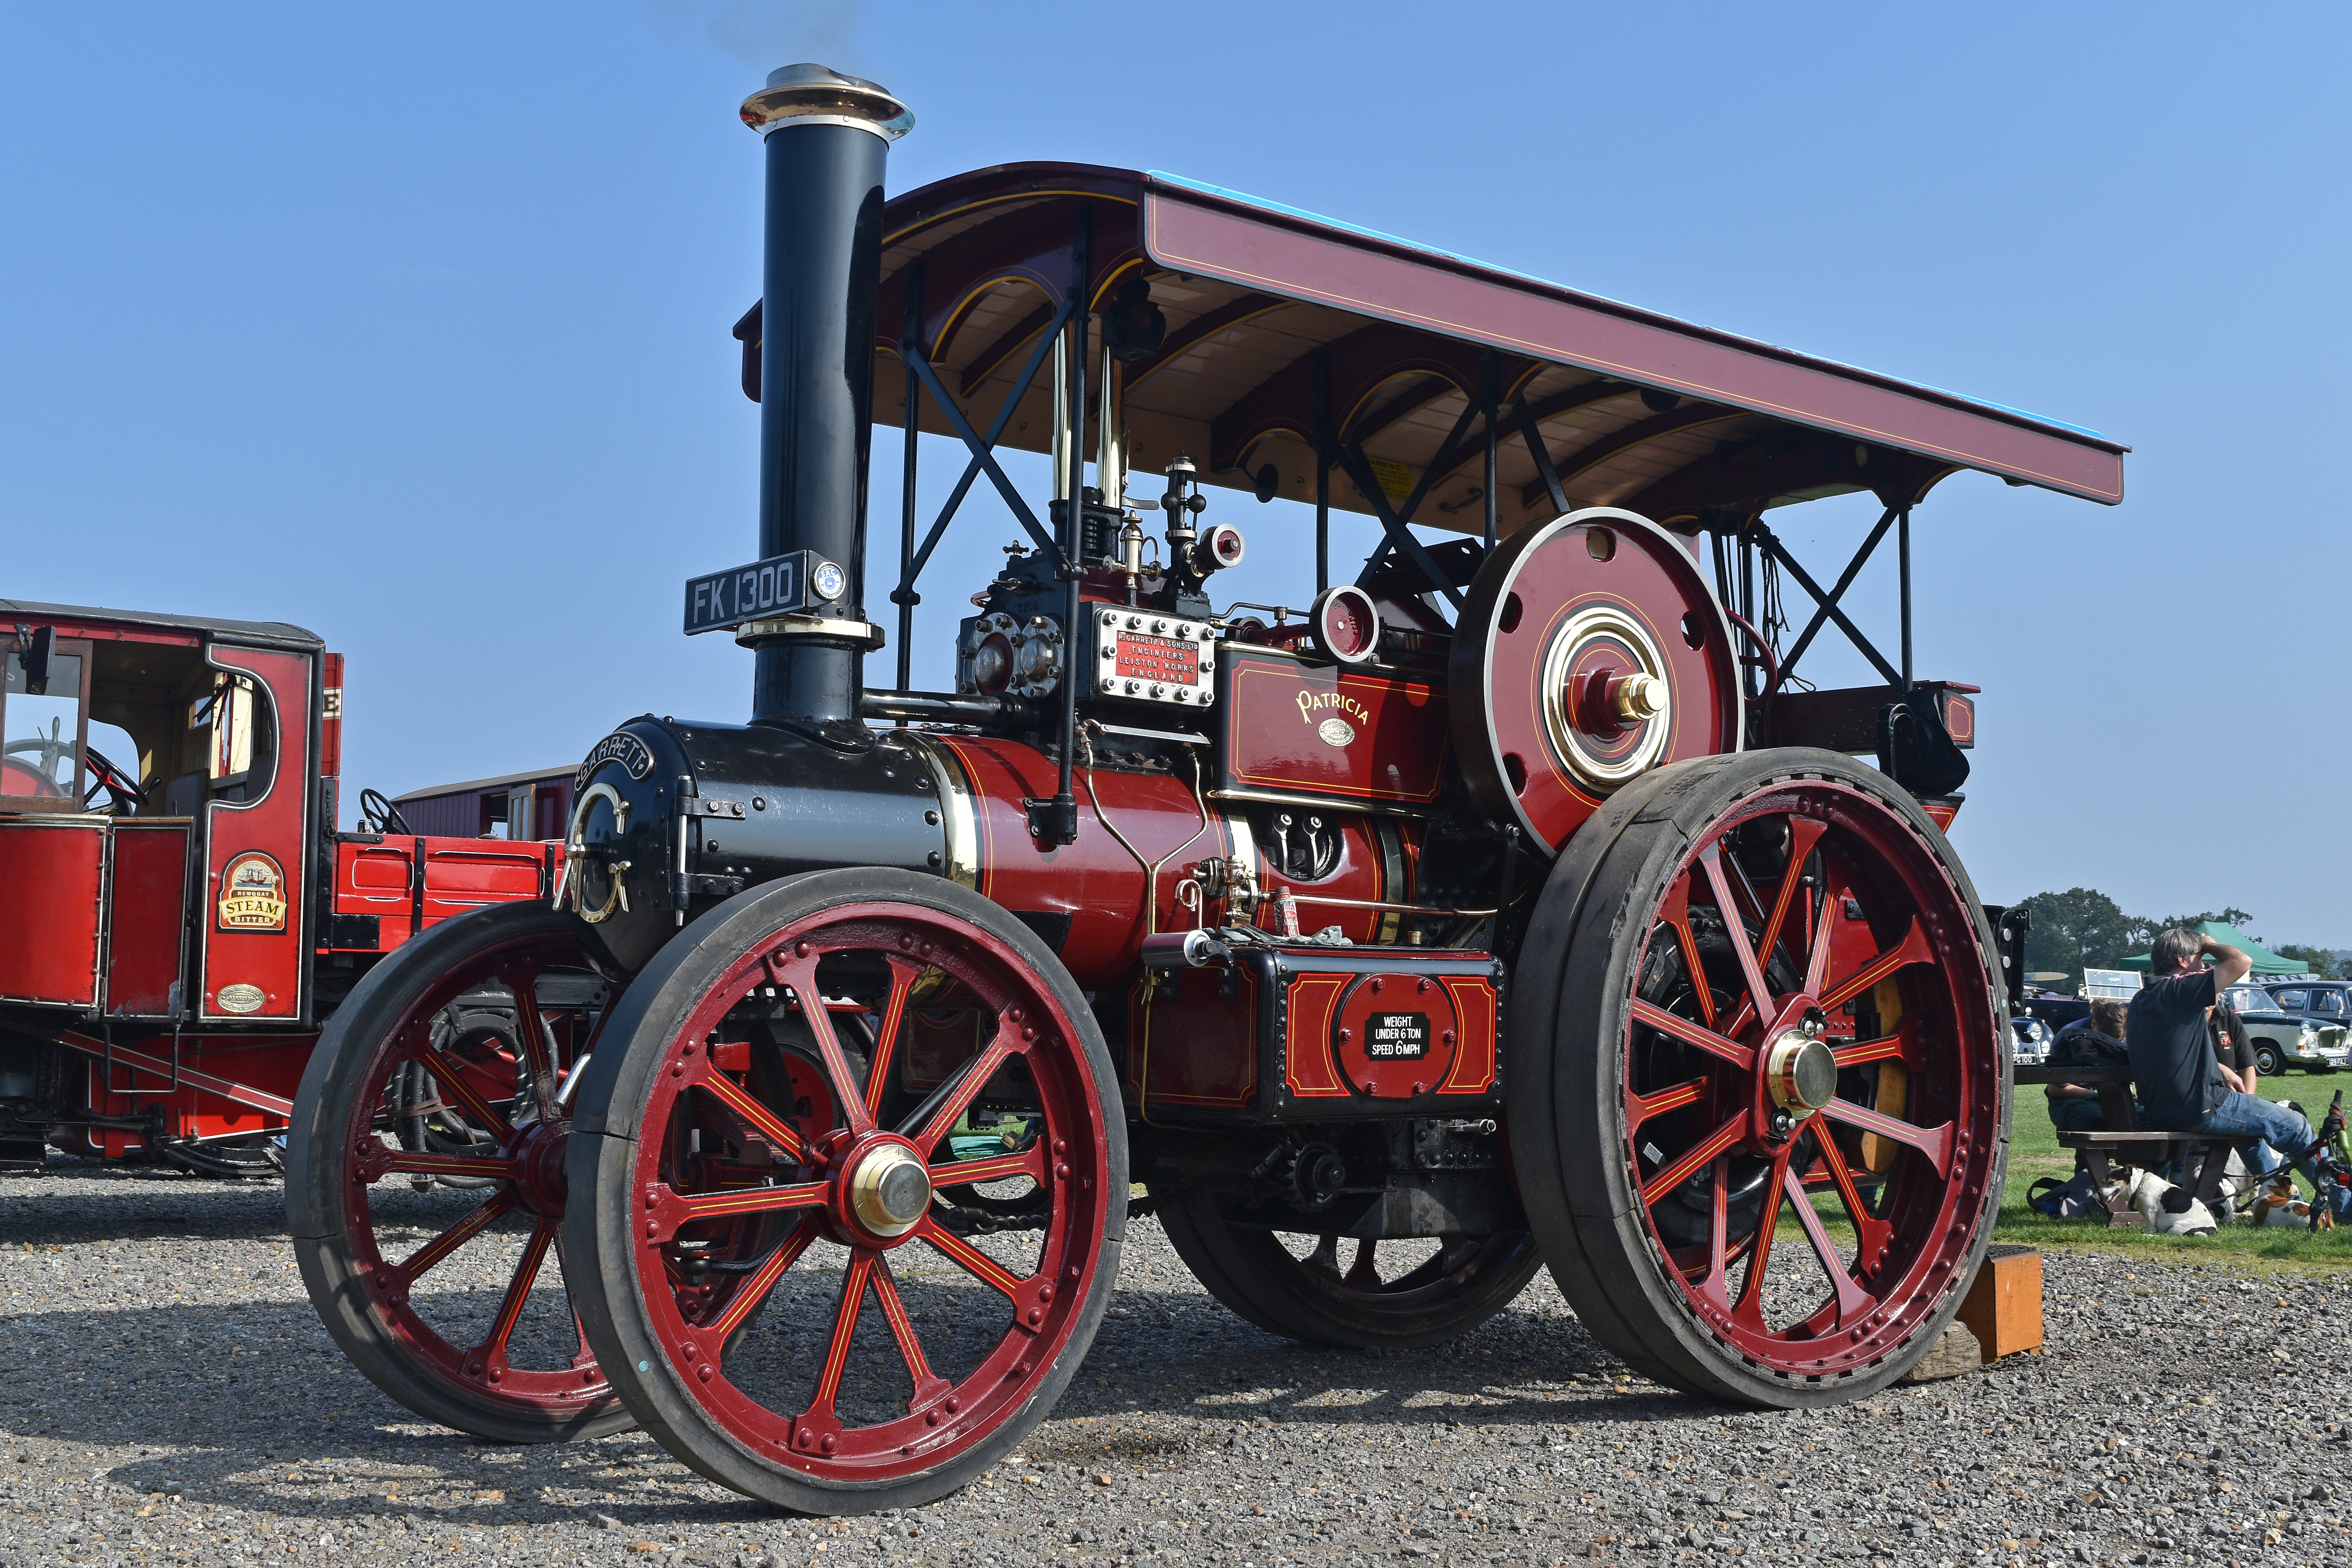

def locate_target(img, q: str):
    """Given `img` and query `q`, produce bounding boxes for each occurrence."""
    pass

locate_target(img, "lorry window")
[3,643,86,803]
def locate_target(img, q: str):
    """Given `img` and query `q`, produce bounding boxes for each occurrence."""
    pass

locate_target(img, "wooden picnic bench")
[2012,1062,2255,1228]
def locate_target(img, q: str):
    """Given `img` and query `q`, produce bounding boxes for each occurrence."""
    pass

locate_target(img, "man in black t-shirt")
[2210,1003,2257,1094]
[2129,928,2316,1181]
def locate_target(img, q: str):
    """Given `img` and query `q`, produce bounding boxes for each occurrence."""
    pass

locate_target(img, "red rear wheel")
[286,902,633,1441]
[1509,750,2007,1401]
[567,869,1125,1514]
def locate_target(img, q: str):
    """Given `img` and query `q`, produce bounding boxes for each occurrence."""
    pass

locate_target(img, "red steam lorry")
[4,64,2127,1516]
[0,610,556,1175]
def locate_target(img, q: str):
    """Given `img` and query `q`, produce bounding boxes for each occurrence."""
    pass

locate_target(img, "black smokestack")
[737,64,912,727]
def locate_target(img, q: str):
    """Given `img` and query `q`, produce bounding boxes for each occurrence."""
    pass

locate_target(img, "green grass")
[1984,1068,2352,1274]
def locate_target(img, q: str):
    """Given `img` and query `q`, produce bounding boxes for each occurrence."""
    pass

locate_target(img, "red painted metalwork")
[1618,778,2001,1377]
[197,644,313,1023]
[1453,511,1742,851]
[611,898,1116,1486]
[0,819,105,1008]
[0,600,571,1169]
[1214,651,1449,813]
[322,919,621,1424]
[105,821,190,1016]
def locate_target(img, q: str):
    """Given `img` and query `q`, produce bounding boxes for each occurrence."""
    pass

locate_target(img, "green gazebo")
[2116,920,2308,975]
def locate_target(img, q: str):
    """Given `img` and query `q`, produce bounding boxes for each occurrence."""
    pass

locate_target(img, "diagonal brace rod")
[1756,518,1903,688]
[1332,439,1467,612]
[1774,505,1899,682]
[1516,400,1572,516]
[901,314,1073,575]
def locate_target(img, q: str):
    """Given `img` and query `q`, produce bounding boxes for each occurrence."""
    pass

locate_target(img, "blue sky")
[4,4,2345,942]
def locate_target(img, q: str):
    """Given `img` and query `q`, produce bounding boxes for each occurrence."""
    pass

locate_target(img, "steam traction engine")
[286,66,2126,1511]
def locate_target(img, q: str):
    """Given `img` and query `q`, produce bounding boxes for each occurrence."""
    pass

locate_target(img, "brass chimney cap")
[740,63,913,141]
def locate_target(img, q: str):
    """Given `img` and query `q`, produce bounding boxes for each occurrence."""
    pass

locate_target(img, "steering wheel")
[2,736,71,798]
[81,744,147,812]
[359,787,414,835]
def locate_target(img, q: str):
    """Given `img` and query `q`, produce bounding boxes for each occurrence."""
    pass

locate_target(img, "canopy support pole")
[1898,504,1913,688]
[893,262,924,704]
[1030,203,1090,847]
[1480,351,1499,550]
[1313,349,1331,593]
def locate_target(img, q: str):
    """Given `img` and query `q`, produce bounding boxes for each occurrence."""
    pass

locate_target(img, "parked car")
[2266,981,2352,1025]
[2020,992,2092,1036]
[2009,1015,2053,1064]
[2222,983,2350,1075]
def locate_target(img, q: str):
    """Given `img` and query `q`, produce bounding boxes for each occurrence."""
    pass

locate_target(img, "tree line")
[2016,889,2345,986]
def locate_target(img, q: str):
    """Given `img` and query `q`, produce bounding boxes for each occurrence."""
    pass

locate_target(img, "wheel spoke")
[414,1036,516,1142]
[804,1250,877,1421]
[693,1065,811,1166]
[702,1218,817,1342]
[1832,1032,1910,1069]
[383,1151,518,1181]
[1781,1164,1875,1326]
[1689,1157,1729,1300]
[658,1179,829,1231]
[1630,998,1755,1072]
[1343,1239,1382,1291]
[1813,1132,1892,1263]
[1731,1144,1793,1316]
[1698,844,1776,1027]
[1756,818,1828,974]
[503,959,557,1118]
[1818,918,1932,1013]
[1630,1075,1707,1128]
[870,1255,953,1409]
[1800,879,1838,997]
[933,1146,1045,1187]
[1815,1097,1953,1178]
[864,956,924,1122]
[475,1215,557,1361]
[915,1218,1026,1299]
[1659,875,1717,1031]
[770,955,875,1136]
[907,1038,1018,1155]
[396,1189,519,1282]
[1641,1113,1747,1204]
[551,1232,602,1372]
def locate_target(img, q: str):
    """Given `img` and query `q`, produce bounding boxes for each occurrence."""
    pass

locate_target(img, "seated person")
[2046,999,2129,1133]
[2129,929,2319,1186]
[2205,999,2279,1170]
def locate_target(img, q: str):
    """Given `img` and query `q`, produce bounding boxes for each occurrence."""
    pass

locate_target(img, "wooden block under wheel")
[1955,1242,2043,1359]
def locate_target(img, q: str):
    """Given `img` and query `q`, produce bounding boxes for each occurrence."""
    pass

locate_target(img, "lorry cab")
[0,600,328,1027]
[0,597,555,1169]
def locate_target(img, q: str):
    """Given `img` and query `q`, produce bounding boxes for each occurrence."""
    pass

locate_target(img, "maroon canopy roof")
[750,163,2126,535]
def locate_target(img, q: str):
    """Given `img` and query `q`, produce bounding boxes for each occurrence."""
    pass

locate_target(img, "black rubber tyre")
[286,901,634,1443]
[1507,749,2009,1405]
[2255,1043,2287,1078]
[565,868,1127,1515]
[1155,1194,1540,1351]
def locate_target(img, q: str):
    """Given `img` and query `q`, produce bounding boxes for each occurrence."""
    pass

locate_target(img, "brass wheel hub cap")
[846,1143,933,1239]
[1765,1030,1838,1114]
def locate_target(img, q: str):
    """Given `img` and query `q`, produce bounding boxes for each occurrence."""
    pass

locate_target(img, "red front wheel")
[286,902,633,1442]
[565,869,1126,1514]
[1509,750,2008,1402]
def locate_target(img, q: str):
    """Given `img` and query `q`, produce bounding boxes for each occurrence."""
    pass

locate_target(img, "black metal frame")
[1694,501,1916,706]
[877,204,1092,843]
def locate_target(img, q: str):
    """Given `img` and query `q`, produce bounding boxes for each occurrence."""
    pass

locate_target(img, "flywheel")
[1448,507,1741,854]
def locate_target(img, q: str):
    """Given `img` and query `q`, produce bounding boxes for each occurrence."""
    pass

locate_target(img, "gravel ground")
[4,1159,2350,1568]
